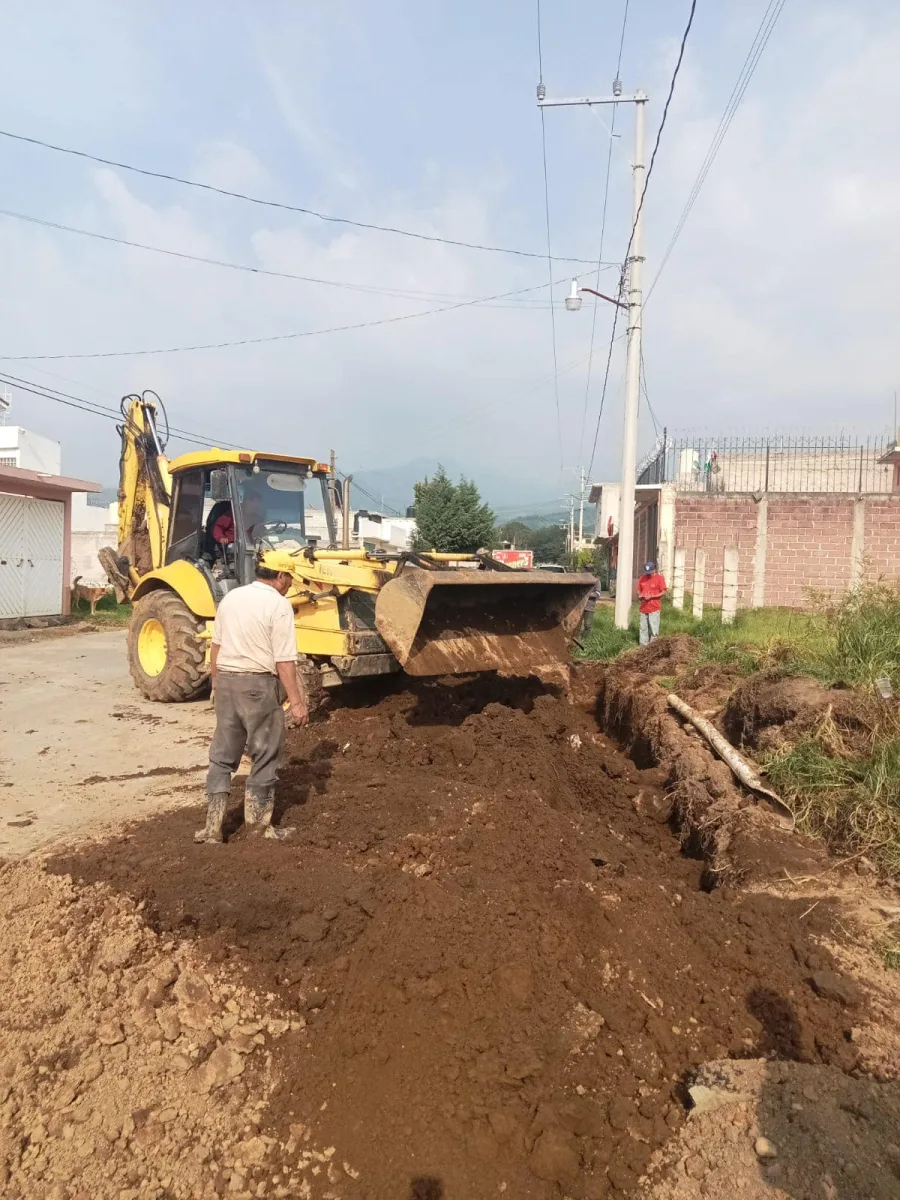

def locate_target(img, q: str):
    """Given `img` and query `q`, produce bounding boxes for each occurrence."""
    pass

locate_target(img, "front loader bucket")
[374,569,596,677]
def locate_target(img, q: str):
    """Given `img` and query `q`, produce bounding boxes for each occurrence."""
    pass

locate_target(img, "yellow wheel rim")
[138,618,167,677]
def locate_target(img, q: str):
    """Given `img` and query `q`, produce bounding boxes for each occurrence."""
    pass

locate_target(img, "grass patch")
[576,598,828,670]
[71,597,131,627]
[880,937,900,971]
[764,735,900,879]
[812,585,900,689]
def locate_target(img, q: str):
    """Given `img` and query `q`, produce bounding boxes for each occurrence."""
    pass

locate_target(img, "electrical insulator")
[612,78,623,97]
[536,82,546,101]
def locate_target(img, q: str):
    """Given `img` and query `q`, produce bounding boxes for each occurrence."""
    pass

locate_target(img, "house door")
[0,493,26,618]
[24,497,65,616]
[0,494,64,617]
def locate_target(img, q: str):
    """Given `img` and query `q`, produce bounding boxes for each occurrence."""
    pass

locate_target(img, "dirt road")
[0,629,210,854]
[0,638,898,1198]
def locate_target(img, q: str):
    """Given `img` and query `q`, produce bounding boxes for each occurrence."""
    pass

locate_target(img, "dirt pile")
[0,860,346,1200]
[723,674,890,756]
[45,674,889,1198]
[647,1057,900,1199]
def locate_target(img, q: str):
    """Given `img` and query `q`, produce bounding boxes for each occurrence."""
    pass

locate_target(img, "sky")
[1,0,898,514]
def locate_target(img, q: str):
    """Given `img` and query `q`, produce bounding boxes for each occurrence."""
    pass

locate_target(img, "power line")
[333,466,403,517]
[6,369,409,515]
[647,0,787,298]
[585,293,624,482]
[584,0,697,483]
[639,350,660,437]
[0,371,236,449]
[621,0,698,273]
[0,126,608,266]
[0,206,594,304]
[537,0,564,469]
[578,0,630,468]
[1,271,591,362]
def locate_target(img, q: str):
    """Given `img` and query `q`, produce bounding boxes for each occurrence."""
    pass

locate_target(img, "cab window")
[166,469,206,563]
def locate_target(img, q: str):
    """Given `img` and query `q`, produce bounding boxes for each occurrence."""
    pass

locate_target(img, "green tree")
[412,466,496,554]
[498,520,532,546]
[526,524,567,564]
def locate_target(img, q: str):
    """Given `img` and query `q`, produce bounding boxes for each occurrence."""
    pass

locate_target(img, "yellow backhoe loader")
[100,392,594,707]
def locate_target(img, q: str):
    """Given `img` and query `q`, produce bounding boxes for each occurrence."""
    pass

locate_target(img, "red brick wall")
[673,493,900,609]
[675,497,757,606]
[865,499,900,584]
[764,498,854,606]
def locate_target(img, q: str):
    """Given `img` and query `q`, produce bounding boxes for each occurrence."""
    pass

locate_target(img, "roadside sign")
[492,549,534,570]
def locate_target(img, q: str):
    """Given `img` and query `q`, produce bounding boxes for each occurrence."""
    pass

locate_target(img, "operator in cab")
[194,559,309,845]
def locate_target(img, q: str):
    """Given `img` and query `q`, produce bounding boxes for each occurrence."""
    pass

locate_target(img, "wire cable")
[0,271,591,362]
[578,0,630,469]
[6,368,408,514]
[0,206,602,303]
[334,467,402,517]
[639,350,660,437]
[583,0,697,484]
[0,126,605,266]
[0,371,240,448]
[537,0,564,469]
[620,0,698,274]
[585,295,623,482]
[647,0,787,299]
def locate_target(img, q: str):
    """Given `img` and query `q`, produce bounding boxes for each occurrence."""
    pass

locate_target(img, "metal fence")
[637,433,896,495]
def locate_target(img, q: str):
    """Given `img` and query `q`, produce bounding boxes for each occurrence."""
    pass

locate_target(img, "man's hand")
[289,701,309,727]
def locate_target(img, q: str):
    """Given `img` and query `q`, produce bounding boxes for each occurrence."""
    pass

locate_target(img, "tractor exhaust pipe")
[342,476,352,550]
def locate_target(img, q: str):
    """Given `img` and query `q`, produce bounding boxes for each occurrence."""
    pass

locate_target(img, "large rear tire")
[127,589,210,702]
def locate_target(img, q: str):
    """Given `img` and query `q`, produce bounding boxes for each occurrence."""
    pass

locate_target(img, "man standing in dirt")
[195,562,308,844]
[638,560,667,646]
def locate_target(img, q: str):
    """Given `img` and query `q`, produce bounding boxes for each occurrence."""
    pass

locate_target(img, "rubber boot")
[194,793,228,844]
[245,787,295,841]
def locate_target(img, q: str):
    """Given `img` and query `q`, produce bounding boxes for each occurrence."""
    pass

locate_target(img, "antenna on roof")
[0,392,10,426]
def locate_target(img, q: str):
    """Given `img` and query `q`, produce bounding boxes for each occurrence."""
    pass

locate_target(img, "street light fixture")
[565,280,582,312]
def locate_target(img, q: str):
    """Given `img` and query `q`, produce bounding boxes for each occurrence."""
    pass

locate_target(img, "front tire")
[127,590,210,702]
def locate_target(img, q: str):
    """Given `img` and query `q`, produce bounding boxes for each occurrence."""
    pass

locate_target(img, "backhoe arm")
[99,393,172,598]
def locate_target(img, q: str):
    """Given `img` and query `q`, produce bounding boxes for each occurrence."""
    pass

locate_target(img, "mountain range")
[348,457,564,524]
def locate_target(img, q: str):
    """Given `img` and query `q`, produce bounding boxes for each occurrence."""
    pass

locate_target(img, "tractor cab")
[165,452,338,595]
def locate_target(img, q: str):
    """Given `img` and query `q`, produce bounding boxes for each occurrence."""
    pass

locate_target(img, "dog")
[71,576,111,616]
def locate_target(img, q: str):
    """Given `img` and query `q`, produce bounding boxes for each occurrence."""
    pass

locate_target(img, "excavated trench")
[41,662,870,1199]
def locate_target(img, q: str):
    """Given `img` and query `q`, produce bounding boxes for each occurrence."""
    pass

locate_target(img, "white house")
[70,493,119,585]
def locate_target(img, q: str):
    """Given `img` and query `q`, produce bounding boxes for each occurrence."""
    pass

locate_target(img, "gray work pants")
[580,606,597,638]
[639,610,661,645]
[207,672,285,795]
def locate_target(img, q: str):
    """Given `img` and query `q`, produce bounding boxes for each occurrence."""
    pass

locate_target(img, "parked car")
[534,562,567,573]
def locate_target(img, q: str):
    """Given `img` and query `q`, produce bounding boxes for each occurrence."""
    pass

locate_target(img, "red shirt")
[638,572,666,614]
[212,513,235,545]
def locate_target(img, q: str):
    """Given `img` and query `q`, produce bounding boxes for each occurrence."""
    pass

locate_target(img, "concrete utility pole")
[577,465,586,548]
[539,84,648,630]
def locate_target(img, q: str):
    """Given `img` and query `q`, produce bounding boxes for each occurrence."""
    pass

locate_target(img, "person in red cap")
[637,560,667,645]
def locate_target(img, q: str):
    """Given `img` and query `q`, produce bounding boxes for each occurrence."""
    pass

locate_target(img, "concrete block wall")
[673,493,900,609]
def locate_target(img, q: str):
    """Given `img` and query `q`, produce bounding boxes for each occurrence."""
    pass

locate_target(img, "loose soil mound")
[0,860,336,1200]
[723,675,887,756]
[648,1058,900,1199]
[43,675,878,1199]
